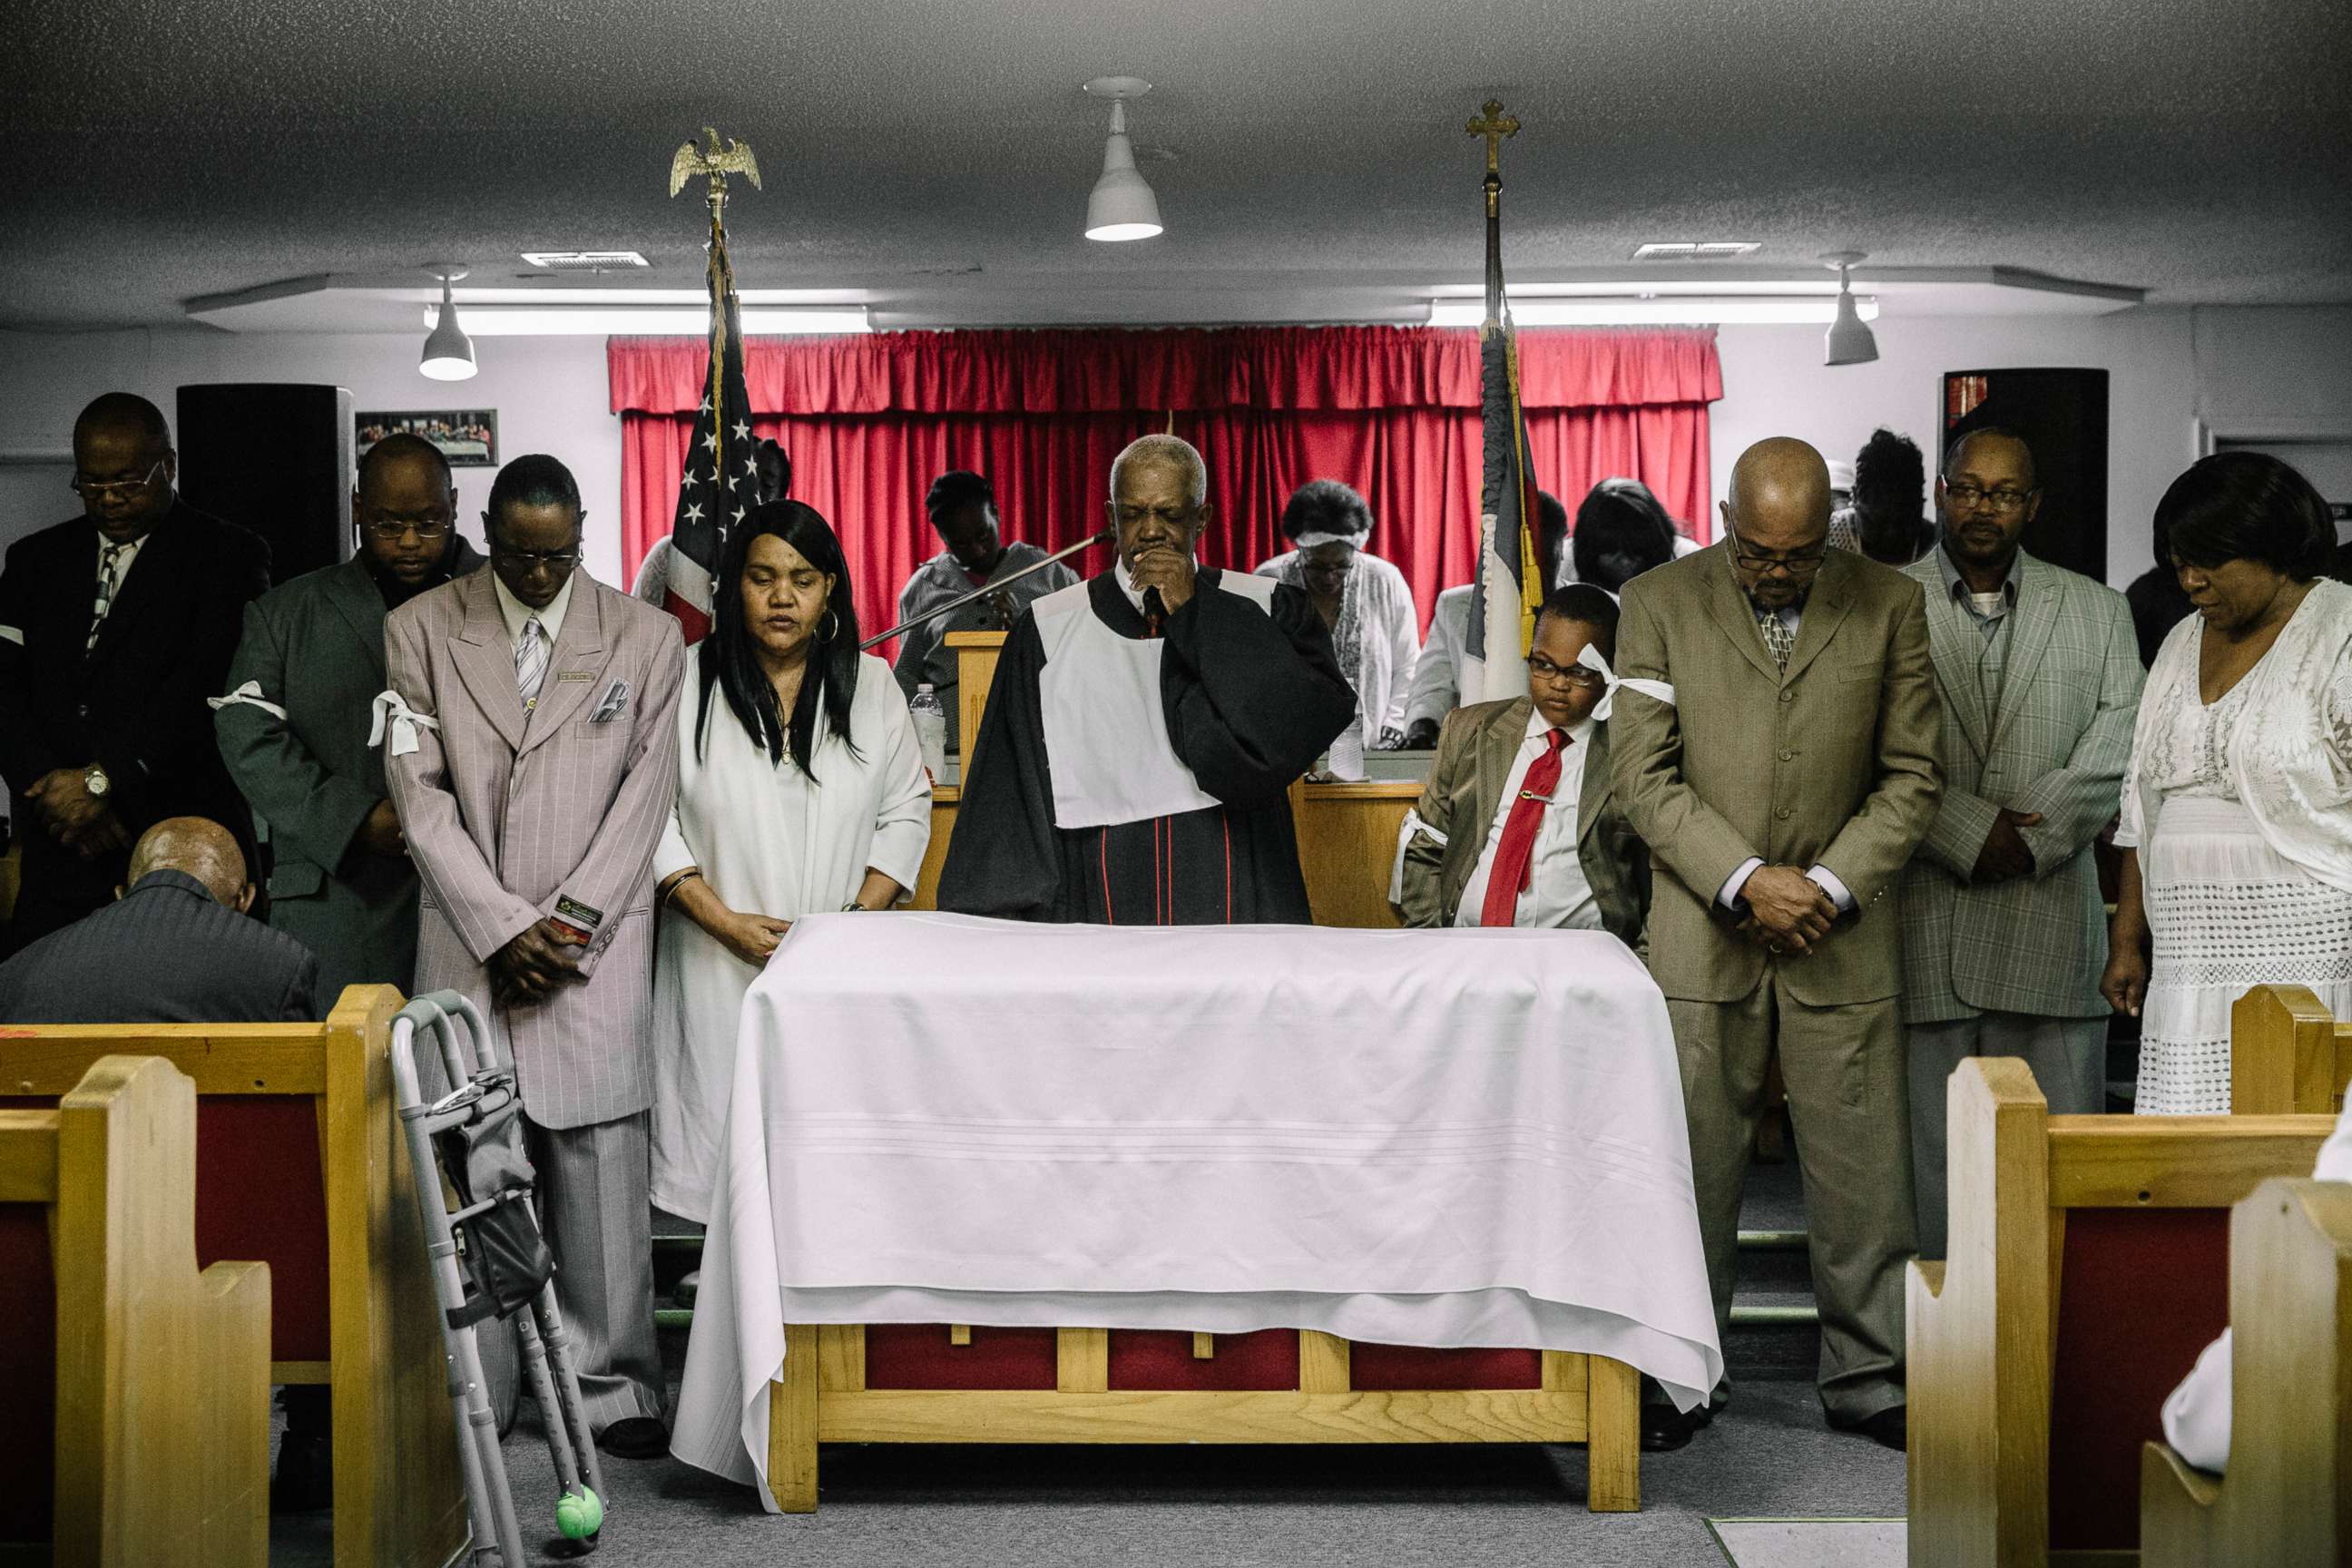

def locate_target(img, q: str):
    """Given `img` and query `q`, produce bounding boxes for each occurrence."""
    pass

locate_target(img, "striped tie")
[88,543,126,652]
[1756,605,1795,671]
[515,616,549,708]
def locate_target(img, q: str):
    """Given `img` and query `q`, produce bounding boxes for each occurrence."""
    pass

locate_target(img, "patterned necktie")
[88,543,126,652]
[1479,728,1570,928]
[1756,604,1795,671]
[515,615,549,708]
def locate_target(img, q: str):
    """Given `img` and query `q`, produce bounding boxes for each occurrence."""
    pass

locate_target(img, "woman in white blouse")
[652,502,932,1221]
[2101,454,2352,1113]
[1255,479,1421,751]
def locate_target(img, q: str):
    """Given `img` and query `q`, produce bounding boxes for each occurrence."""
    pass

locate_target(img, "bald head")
[126,818,251,910]
[358,431,453,497]
[74,392,171,450]
[1726,437,1833,549]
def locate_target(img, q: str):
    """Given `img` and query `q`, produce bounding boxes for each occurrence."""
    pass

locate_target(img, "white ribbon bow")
[206,680,289,720]
[368,690,441,758]
[1577,644,1675,720]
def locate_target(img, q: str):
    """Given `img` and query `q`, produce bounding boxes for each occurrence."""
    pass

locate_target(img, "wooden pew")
[0,1055,270,1567]
[0,986,465,1568]
[2138,1176,2352,1568]
[2230,983,2352,1116]
[1906,1057,2336,1568]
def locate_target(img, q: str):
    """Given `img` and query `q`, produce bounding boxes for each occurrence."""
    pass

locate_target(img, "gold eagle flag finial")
[669,126,762,220]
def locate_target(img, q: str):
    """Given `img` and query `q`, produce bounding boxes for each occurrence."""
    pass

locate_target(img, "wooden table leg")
[769,1324,820,1514]
[1586,1356,1641,1512]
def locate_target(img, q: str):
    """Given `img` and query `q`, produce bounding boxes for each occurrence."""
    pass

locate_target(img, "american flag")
[661,218,759,645]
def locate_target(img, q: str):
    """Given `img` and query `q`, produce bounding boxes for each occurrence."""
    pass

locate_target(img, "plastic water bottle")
[909,684,948,787]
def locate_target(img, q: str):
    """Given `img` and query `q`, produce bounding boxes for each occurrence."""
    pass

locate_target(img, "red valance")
[607,325,1721,417]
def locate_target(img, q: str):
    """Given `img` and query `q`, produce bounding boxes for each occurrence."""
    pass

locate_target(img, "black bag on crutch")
[391,991,606,1565]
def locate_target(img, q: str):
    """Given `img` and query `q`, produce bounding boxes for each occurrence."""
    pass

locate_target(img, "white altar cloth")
[671,912,1721,1499]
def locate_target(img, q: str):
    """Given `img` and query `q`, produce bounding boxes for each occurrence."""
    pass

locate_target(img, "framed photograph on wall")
[356,409,498,468]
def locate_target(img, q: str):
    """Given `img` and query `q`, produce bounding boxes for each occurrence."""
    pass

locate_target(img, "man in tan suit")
[384,454,687,1459]
[1612,437,1941,1449]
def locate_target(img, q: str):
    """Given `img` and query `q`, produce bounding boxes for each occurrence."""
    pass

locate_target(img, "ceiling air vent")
[1633,241,1762,260]
[519,250,651,271]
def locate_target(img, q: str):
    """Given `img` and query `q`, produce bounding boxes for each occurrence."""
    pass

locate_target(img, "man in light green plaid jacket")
[1898,427,2144,1258]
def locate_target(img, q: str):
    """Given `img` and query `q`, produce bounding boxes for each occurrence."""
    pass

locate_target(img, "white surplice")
[672,911,1722,1503]
[649,652,932,1222]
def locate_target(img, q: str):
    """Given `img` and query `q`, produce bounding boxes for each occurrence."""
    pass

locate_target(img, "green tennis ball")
[555,1485,603,1539]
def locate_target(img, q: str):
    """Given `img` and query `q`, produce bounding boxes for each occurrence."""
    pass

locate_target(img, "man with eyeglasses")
[381,452,687,1461]
[0,392,271,953]
[1612,436,1941,1451]
[938,433,1354,923]
[1398,584,1649,944]
[1896,426,2141,1259]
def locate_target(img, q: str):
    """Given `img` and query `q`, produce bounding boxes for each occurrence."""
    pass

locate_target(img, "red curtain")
[612,327,1720,647]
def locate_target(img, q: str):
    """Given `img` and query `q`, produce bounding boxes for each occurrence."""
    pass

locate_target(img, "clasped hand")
[1737,864,1838,956]
[1970,808,2043,885]
[491,919,588,1007]
[27,767,127,859]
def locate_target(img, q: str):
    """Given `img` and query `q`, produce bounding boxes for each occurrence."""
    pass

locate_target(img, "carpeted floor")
[276,1159,1904,1567]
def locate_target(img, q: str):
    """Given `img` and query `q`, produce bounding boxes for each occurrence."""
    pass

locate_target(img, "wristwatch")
[839,901,869,912]
[83,764,110,799]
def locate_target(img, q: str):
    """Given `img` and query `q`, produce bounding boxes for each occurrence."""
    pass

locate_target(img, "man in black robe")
[938,434,1353,924]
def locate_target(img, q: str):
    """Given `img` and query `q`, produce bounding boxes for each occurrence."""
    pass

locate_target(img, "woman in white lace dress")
[2102,454,2352,1112]
[1256,479,1421,752]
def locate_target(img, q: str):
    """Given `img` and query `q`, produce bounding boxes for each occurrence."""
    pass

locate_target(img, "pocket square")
[590,678,631,723]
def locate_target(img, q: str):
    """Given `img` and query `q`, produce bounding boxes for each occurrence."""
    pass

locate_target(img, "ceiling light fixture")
[1428,294,1878,327]
[520,250,651,270]
[1822,251,1880,366]
[418,266,477,381]
[1632,241,1763,260]
[423,305,872,337]
[1083,77,1164,242]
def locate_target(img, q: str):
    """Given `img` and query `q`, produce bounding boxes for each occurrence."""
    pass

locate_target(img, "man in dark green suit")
[215,434,484,1007]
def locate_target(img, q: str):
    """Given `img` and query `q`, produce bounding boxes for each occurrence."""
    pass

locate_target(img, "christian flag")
[661,222,759,645]
[1462,318,1544,701]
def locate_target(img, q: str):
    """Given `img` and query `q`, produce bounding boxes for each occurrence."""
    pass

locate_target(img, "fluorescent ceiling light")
[1427,279,1847,299]
[439,287,866,306]
[422,306,872,336]
[520,250,649,270]
[1427,296,1880,327]
[1632,241,1762,260]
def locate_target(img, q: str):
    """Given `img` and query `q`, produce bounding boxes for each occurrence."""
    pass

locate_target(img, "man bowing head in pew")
[938,434,1355,924]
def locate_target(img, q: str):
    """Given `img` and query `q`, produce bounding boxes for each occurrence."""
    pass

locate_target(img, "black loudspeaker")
[1939,368,2109,583]
[175,384,356,584]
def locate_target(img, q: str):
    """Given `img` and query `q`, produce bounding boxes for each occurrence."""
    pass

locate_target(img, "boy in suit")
[1399,584,1648,945]
[383,453,686,1458]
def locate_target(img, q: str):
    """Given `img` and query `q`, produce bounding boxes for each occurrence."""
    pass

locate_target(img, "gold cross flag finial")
[669,126,762,221]
[1465,100,1519,181]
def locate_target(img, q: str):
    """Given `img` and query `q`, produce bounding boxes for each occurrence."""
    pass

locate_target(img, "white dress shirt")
[492,571,575,652]
[1455,710,1600,930]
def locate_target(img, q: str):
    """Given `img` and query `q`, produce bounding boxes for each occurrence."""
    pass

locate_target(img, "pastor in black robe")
[937,567,1354,924]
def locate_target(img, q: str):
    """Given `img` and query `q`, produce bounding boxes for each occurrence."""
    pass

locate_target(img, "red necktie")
[1479,728,1570,928]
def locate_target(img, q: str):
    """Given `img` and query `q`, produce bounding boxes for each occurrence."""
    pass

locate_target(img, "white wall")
[0,330,622,584]
[5,306,2347,593]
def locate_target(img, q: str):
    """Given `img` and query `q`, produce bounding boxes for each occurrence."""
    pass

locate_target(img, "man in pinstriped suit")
[384,455,686,1458]
[1896,426,2143,1259]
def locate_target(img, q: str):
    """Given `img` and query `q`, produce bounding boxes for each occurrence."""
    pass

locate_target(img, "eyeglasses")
[491,547,579,571]
[1723,522,1827,577]
[1528,657,1607,691]
[1944,482,2035,514]
[70,459,168,500]
[363,516,453,542]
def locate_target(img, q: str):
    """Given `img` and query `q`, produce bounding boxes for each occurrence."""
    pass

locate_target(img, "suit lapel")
[1471,697,1532,839]
[1920,566,1992,762]
[88,509,181,667]
[449,571,529,753]
[1990,554,2059,752]
[1699,547,1785,685]
[1578,721,1612,852]
[319,558,390,686]
[517,581,610,755]
[1780,551,1856,685]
